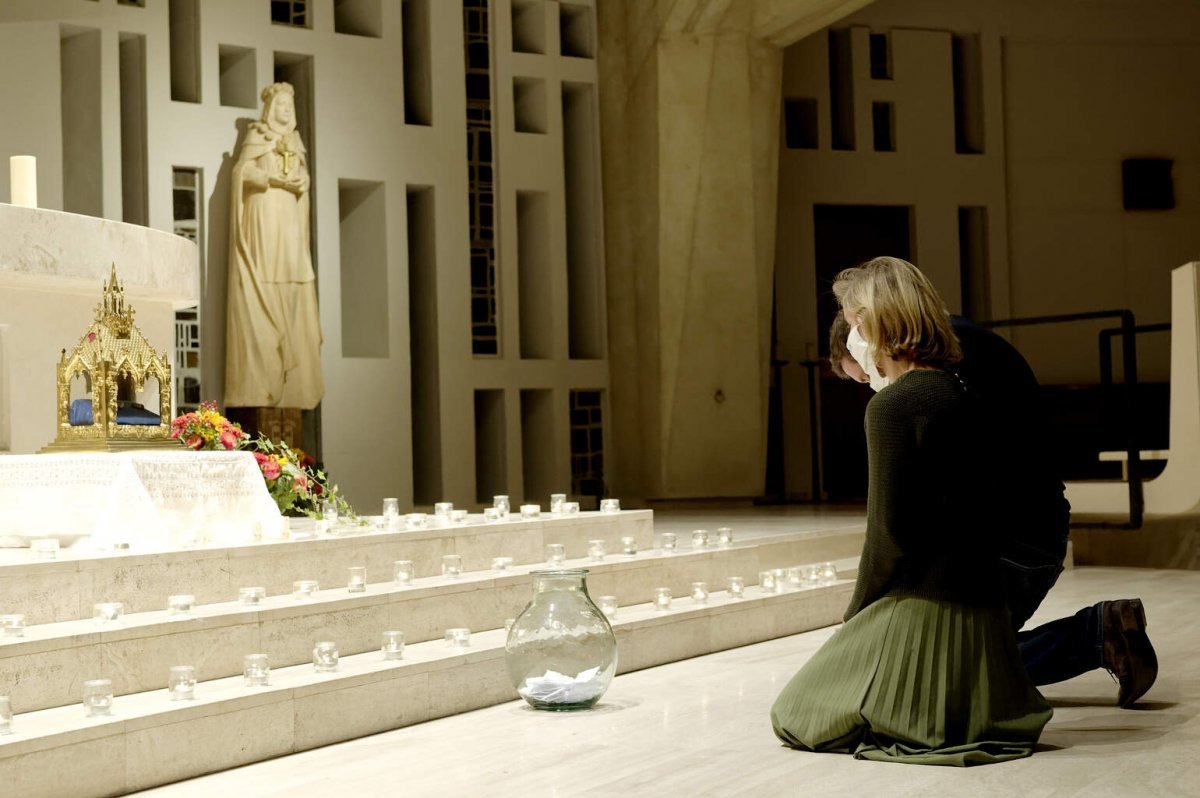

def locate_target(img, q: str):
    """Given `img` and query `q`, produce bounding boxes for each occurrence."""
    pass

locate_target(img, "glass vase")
[505,569,617,711]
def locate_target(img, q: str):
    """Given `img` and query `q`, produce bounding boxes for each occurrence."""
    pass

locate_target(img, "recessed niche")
[274,52,315,173]
[271,0,310,28]
[338,180,389,358]
[218,44,256,108]
[568,389,604,498]
[402,0,432,125]
[117,0,145,6]
[958,207,990,320]
[784,98,818,149]
[475,390,508,503]
[513,77,547,134]
[562,82,604,359]
[517,192,552,359]
[119,32,148,225]
[1122,159,1175,211]
[828,29,855,151]
[168,0,201,103]
[872,102,895,152]
[521,389,555,502]
[60,25,103,217]
[511,0,546,54]
[334,0,382,38]
[559,4,594,59]
[952,34,984,154]
[407,186,441,505]
[869,32,891,80]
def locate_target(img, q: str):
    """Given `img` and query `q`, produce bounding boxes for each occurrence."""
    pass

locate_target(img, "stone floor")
[134,563,1197,797]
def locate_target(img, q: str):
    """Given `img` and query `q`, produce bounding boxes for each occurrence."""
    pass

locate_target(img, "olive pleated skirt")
[771,595,1052,766]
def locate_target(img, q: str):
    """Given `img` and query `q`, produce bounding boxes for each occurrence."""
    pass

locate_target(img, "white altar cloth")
[0,451,285,550]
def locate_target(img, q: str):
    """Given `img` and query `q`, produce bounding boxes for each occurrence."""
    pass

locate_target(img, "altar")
[0,450,285,550]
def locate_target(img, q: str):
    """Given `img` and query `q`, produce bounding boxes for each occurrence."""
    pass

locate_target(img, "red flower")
[184,434,203,450]
[219,426,240,450]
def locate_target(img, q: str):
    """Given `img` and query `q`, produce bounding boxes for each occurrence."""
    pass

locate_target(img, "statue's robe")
[225,122,323,409]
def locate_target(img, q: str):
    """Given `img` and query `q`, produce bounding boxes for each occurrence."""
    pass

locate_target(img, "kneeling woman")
[771,257,1052,765]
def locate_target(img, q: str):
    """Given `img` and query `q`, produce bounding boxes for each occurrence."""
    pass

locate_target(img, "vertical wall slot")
[218,44,257,108]
[338,180,389,358]
[60,26,103,217]
[520,389,555,502]
[828,29,855,151]
[168,0,201,102]
[465,0,499,356]
[517,191,552,359]
[334,0,382,38]
[474,389,507,502]
[869,32,891,80]
[407,186,441,504]
[559,4,594,59]
[958,207,990,320]
[562,82,604,359]
[952,34,985,154]
[569,389,603,499]
[119,32,148,226]
[511,0,546,54]
[402,0,432,125]
[872,101,895,152]
[784,98,818,149]
[513,77,547,134]
[274,52,317,258]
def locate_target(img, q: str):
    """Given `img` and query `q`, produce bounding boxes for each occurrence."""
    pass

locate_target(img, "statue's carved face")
[269,93,296,133]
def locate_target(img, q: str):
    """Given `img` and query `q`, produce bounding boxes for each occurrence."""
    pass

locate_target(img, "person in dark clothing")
[830,287,1158,708]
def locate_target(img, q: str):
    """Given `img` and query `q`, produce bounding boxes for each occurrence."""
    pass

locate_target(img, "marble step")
[0,510,654,624]
[0,534,863,714]
[0,579,855,798]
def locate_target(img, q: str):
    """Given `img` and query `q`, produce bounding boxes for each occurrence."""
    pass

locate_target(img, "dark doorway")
[813,204,912,500]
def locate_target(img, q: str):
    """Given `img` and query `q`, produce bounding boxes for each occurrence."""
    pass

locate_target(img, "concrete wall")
[0,0,607,512]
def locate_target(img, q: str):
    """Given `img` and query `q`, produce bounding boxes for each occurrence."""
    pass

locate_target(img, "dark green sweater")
[844,368,1004,622]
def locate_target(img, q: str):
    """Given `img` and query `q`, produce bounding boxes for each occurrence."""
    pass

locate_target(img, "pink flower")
[293,473,308,493]
[185,434,203,451]
[219,427,239,450]
[254,453,281,480]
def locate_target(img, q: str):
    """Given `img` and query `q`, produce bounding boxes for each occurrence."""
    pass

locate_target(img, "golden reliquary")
[40,265,176,452]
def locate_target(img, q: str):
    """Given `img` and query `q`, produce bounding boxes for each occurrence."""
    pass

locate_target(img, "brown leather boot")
[1102,599,1158,708]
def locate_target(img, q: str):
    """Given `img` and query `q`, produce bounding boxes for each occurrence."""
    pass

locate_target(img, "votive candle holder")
[520,504,541,519]
[691,529,709,549]
[660,532,677,553]
[588,539,606,561]
[563,501,580,514]
[654,587,672,611]
[313,641,339,672]
[621,536,638,556]
[434,502,454,519]
[239,586,266,606]
[93,602,124,624]
[0,696,11,735]
[546,543,566,565]
[83,679,113,717]
[1,614,25,638]
[787,567,805,589]
[493,495,510,518]
[394,560,415,585]
[406,512,428,529]
[451,509,469,523]
[442,554,463,578]
[492,556,513,571]
[691,582,709,604]
[600,498,620,513]
[168,665,196,701]
[381,497,400,518]
[804,565,821,587]
[243,654,270,686]
[382,631,405,660]
[819,562,839,585]
[293,580,319,600]
[321,501,339,525]
[445,628,471,648]
[727,576,745,599]
[550,493,567,513]
[758,570,776,592]
[167,594,195,616]
[716,527,734,547]
[30,538,59,560]
[598,595,618,618]
[772,569,788,594]
[347,566,367,593]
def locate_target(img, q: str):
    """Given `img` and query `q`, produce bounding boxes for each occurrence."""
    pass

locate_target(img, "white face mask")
[847,325,890,392]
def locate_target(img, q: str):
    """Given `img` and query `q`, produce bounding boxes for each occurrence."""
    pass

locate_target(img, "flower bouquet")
[170,401,246,451]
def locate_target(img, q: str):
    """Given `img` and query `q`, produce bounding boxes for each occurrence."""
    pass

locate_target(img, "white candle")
[10,156,36,208]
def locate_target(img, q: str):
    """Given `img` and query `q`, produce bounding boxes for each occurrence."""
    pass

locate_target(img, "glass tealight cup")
[546,543,566,565]
[445,628,471,648]
[239,586,266,606]
[313,641,339,673]
[243,654,270,687]
[691,529,709,549]
[442,554,463,578]
[520,504,541,519]
[382,497,400,518]
[588,539,606,561]
[621,536,638,556]
[451,509,469,523]
[406,512,428,529]
[597,595,618,618]
[168,665,196,701]
[30,538,59,560]
[820,562,839,584]
[758,570,776,592]
[382,631,405,660]
[293,580,319,600]
[493,495,510,518]
[600,498,620,513]
[691,582,709,604]
[167,594,195,616]
[787,567,804,589]
[394,560,415,585]
[550,493,566,513]
[660,532,677,553]
[321,501,339,525]
[492,556,513,571]
[434,502,454,519]
[727,576,745,599]
[0,696,12,735]
[716,527,734,547]
[563,501,580,514]
[772,568,787,593]
[93,602,124,624]
[347,566,367,593]
[483,507,500,522]
[1,614,25,638]
[83,679,113,717]
[653,587,672,611]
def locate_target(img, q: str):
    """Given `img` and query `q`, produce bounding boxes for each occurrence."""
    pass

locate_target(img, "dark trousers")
[1001,537,1105,686]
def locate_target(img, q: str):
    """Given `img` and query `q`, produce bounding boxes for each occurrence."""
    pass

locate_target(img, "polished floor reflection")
[135,565,1198,798]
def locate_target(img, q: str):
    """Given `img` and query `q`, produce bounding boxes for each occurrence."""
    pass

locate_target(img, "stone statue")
[225,82,323,409]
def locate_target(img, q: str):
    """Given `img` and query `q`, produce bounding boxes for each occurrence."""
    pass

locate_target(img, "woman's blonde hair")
[832,256,961,369]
